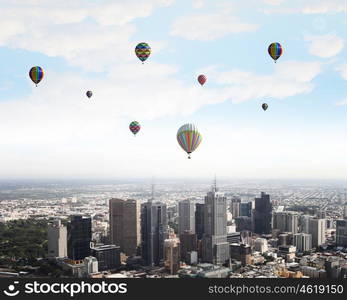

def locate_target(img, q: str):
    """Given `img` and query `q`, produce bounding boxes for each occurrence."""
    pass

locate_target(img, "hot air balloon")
[262,103,268,111]
[268,42,283,63]
[177,123,202,159]
[198,74,207,86]
[129,121,141,136]
[135,42,151,64]
[86,91,93,98]
[29,66,44,86]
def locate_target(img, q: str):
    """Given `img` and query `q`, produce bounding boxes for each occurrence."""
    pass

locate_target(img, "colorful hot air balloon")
[86,91,93,98]
[268,42,283,63]
[198,75,207,86]
[177,123,202,159]
[262,103,268,111]
[135,42,151,64]
[29,66,44,86]
[129,121,141,136]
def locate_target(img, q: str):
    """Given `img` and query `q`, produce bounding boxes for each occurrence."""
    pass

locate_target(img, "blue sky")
[1,0,347,180]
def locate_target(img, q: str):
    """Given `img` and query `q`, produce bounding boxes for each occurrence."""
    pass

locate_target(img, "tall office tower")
[230,197,241,219]
[235,216,253,232]
[273,212,299,234]
[293,233,312,253]
[164,228,180,275]
[336,219,347,247]
[344,203,347,219]
[239,202,253,218]
[141,201,167,266]
[202,185,229,265]
[299,215,311,233]
[67,215,92,262]
[90,245,121,271]
[253,192,272,234]
[254,238,268,254]
[109,198,141,256]
[180,230,197,262]
[195,203,205,240]
[47,219,67,258]
[178,199,195,235]
[309,218,326,248]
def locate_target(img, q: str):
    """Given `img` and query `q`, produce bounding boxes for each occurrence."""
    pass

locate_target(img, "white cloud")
[0,0,174,70]
[335,63,347,80]
[261,0,347,14]
[206,60,323,103]
[192,0,204,9]
[302,0,347,14]
[263,0,285,5]
[171,11,258,41]
[305,34,344,58]
[335,99,347,106]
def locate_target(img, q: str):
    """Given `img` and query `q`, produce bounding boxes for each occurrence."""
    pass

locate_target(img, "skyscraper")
[299,215,311,233]
[195,203,205,240]
[141,201,167,266]
[309,218,326,248]
[109,198,140,256]
[202,184,229,265]
[293,233,312,253]
[253,192,272,234]
[67,215,92,262]
[273,212,299,234]
[180,230,197,262]
[336,219,347,247]
[47,219,67,258]
[178,199,195,235]
[164,228,180,275]
[230,197,241,219]
[239,201,253,218]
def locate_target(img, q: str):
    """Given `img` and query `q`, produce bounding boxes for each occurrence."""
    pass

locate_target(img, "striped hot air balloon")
[129,121,141,136]
[268,42,283,63]
[29,66,44,86]
[177,123,202,159]
[135,42,151,64]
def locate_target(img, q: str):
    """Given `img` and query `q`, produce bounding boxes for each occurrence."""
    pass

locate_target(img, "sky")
[1,0,347,180]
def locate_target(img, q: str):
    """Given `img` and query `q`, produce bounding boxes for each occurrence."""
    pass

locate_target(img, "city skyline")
[1,1,347,179]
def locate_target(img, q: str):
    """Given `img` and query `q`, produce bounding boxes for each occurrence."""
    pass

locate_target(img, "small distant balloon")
[129,121,141,136]
[177,123,202,159]
[86,91,93,98]
[262,103,268,111]
[198,74,207,86]
[29,66,44,86]
[268,42,283,63]
[135,42,151,64]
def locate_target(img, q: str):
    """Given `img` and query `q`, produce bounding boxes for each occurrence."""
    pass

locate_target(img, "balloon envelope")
[86,91,93,98]
[177,123,202,159]
[129,121,141,136]
[262,103,268,111]
[29,66,44,86]
[268,42,283,62]
[198,74,207,86]
[135,42,151,63]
